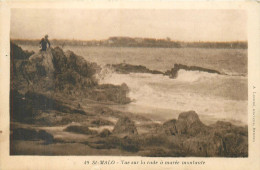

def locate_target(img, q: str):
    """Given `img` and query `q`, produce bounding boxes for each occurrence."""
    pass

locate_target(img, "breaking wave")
[98,65,247,125]
[95,64,115,81]
[175,69,220,82]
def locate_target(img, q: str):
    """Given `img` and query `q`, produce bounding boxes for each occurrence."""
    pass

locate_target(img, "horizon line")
[10,37,248,43]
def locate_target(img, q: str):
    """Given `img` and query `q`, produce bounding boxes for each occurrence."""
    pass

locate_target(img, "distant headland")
[11,36,247,49]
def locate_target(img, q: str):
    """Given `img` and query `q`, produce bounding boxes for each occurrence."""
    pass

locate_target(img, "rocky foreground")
[10,43,248,157]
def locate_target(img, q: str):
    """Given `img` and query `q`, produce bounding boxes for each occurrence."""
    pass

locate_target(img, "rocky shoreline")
[10,42,248,156]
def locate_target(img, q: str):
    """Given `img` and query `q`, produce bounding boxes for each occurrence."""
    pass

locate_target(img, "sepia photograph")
[8,8,249,157]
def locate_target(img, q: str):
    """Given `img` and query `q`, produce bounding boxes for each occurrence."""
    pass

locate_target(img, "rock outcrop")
[65,125,98,135]
[11,43,130,104]
[113,117,138,135]
[176,111,208,135]
[10,89,87,124]
[161,111,248,157]
[108,63,163,74]
[162,119,178,135]
[107,63,221,81]
[99,129,112,138]
[12,128,54,144]
[10,42,34,60]
[162,111,208,136]
[165,64,221,79]
[91,119,114,126]
[15,47,98,92]
[11,46,98,93]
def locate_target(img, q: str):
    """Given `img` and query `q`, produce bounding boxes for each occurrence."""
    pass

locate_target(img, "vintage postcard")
[0,1,260,170]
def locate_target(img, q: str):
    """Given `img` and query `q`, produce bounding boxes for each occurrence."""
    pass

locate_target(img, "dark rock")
[10,89,34,123]
[38,130,54,144]
[175,111,208,135]
[99,129,112,138]
[165,64,221,79]
[93,83,131,104]
[91,119,114,126]
[11,43,131,105]
[221,133,248,157]
[210,121,248,136]
[182,130,247,157]
[160,111,208,136]
[10,42,34,60]
[64,125,98,135]
[141,134,171,147]
[10,89,88,124]
[182,132,225,156]
[12,128,54,144]
[162,119,178,135]
[12,128,39,140]
[119,136,140,152]
[210,121,248,157]
[11,45,99,93]
[87,135,140,152]
[108,63,163,74]
[113,117,138,135]
[161,111,248,157]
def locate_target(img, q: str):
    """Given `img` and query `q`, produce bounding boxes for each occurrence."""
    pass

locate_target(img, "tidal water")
[20,45,248,125]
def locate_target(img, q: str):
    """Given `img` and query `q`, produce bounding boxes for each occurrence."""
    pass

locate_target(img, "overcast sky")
[11,9,247,42]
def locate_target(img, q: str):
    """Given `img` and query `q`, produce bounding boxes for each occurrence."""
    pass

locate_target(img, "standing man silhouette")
[40,35,51,51]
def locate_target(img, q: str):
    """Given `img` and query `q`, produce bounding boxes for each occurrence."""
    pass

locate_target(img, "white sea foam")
[95,64,115,81]
[99,70,248,125]
[18,45,248,125]
[175,69,219,82]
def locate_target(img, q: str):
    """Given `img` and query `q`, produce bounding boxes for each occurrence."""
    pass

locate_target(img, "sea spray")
[175,69,219,82]
[99,68,247,125]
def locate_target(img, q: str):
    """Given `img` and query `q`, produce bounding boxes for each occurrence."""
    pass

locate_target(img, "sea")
[20,45,248,126]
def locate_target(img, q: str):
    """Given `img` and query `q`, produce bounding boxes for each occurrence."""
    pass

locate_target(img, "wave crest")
[175,69,219,82]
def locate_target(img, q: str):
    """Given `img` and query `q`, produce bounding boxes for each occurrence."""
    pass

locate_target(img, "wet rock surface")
[113,117,138,135]
[65,125,98,135]
[12,128,54,144]
[99,129,112,138]
[165,63,221,78]
[11,44,130,104]
[108,63,163,74]
[160,111,248,157]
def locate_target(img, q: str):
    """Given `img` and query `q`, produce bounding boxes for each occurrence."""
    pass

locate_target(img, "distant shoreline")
[11,37,248,49]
